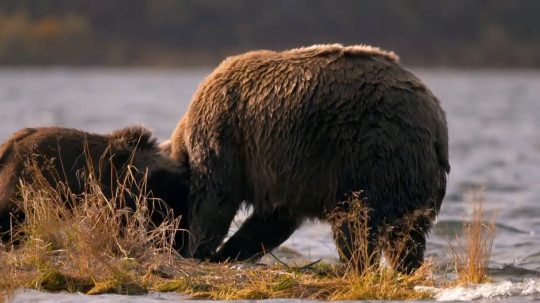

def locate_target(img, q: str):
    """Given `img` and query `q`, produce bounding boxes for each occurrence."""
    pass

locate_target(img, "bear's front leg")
[213,208,302,262]
[188,187,241,259]
[183,128,246,258]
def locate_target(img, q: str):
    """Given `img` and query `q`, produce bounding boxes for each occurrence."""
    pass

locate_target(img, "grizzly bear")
[170,44,450,273]
[0,126,190,249]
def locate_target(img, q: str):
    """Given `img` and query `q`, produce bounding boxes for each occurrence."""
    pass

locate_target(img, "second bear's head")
[108,126,191,237]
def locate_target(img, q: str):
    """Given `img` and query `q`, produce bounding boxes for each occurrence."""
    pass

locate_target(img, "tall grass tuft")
[329,192,376,275]
[451,189,496,285]
[326,192,435,300]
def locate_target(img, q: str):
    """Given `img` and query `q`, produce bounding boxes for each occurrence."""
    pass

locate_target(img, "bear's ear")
[0,128,38,167]
[109,126,158,151]
[159,140,172,156]
[0,140,12,167]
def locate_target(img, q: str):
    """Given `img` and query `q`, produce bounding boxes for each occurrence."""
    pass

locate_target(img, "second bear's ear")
[110,126,158,151]
[159,140,172,156]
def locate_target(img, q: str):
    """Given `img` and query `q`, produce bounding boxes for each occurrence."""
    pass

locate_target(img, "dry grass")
[450,189,496,285]
[151,257,434,300]
[329,192,375,275]
[0,158,496,301]
[0,250,16,303]
[0,157,181,297]
[324,193,435,300]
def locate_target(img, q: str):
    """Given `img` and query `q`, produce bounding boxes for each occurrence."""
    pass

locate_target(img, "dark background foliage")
[0,0,538,67]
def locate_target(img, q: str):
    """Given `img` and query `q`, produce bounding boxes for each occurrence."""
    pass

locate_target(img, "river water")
[1,68,539,302]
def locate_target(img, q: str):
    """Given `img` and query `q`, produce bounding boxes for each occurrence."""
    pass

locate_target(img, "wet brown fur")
[170,44,450,272]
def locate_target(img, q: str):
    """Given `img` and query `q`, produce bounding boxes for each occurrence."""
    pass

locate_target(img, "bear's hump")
[286,43,400,62]
[219,44,399,71]
[108,125,157,151]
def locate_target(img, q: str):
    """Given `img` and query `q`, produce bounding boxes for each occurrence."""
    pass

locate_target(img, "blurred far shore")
[0,0,539,68]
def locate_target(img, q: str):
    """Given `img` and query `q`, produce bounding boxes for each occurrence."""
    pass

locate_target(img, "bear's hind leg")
[332,213,382,273]
[213,208,301,262]
[383,212,433,274]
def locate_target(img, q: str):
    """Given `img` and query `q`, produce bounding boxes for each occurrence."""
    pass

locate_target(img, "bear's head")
[109,126,191,253]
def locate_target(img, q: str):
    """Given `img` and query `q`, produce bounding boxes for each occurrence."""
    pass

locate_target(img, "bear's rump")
[241,118,442,220]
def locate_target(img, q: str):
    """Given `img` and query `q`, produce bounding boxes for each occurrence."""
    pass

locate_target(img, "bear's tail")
[433,140,450,214]
[435,141,451,174]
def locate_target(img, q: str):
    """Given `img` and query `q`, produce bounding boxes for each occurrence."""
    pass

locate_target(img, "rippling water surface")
[1,68,539,302]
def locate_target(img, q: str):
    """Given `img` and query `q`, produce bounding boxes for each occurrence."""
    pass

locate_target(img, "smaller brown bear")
[0,126,190,250]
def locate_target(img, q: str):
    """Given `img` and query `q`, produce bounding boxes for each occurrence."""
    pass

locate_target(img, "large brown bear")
[170,44,450,273]
[0,126,190,249]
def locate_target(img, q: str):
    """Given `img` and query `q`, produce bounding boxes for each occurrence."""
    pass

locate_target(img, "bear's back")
[0,126,161,192]
[197,44,444,165]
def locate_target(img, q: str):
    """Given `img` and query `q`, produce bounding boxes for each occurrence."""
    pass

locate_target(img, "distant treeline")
[0,0,539,67]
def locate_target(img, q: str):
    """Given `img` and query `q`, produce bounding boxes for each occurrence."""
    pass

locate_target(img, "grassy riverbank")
[0,162,495,301]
